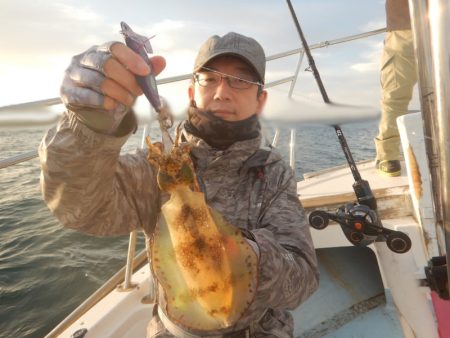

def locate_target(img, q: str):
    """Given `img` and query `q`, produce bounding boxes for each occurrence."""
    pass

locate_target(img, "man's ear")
[188,85,194,101]
[256,90,268,116]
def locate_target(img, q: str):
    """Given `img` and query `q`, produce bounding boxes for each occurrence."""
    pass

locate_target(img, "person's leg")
[375,30,417,164]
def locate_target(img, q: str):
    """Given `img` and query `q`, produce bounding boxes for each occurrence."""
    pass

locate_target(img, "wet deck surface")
[292,247,404,338]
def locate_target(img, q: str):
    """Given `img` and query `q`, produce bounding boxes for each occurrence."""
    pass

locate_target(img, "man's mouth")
[211,109,234,118]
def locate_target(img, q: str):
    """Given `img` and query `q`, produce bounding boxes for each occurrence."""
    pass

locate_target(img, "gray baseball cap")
[194,32,266,84]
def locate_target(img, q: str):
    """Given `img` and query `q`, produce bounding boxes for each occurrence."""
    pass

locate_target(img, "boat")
[1,1,449,337]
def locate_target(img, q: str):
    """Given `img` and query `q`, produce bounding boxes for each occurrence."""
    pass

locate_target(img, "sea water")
[0,120,377,338]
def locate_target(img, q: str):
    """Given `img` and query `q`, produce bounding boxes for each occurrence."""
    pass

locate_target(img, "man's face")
[188,56,267,122]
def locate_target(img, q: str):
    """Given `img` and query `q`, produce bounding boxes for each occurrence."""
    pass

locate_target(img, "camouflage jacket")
[39,111,319,338]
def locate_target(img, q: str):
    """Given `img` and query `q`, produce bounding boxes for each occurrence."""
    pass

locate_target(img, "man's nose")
[214,76,233,99]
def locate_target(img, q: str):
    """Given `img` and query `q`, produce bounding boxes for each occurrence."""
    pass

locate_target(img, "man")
[39,32,319,337]
[374,0,417,176]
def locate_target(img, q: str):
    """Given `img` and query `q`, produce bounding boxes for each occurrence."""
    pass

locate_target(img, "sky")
[0,0,421,124]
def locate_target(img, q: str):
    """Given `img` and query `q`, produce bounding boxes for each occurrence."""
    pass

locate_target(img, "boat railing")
[0,28,386,336]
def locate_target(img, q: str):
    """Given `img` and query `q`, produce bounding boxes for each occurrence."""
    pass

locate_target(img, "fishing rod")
[285,0,411,253]
[285,0,364,192]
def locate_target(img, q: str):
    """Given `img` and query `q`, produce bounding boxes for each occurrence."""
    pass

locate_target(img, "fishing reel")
[309,203,412,254]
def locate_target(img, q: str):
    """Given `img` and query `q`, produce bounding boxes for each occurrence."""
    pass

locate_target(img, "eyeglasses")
[194,67,263,90]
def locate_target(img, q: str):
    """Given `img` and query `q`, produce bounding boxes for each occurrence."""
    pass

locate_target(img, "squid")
[121,21,258,330]
[147,132,258,331]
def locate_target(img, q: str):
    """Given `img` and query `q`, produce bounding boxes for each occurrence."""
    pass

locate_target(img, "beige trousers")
[374,30,417,161]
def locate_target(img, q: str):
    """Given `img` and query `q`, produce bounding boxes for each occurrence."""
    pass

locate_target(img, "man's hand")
[61,41,166,133]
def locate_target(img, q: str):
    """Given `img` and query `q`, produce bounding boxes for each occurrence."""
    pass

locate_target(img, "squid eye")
[157,171,175,191]
[180,163,194,184]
